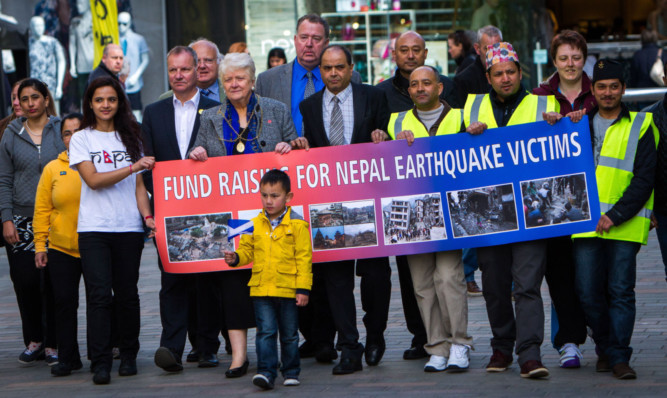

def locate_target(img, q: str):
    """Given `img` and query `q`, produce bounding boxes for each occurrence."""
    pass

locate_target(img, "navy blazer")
[141,95,220,194]
[300,82,389,148]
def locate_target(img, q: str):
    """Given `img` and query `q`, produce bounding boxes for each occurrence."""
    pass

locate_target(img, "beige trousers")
[408,250,472,357]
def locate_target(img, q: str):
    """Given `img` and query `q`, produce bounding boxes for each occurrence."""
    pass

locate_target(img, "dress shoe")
[186,349,199,363]
[403,346,428,360]
[332,356,363,375]
[298,341,317,358]
[315,346,338,363]
[51,359,83,377]
[519,360,549,379]
[93,367,111,385]
[466,281,483,296]
[225,360,249,378]
[596,355,611,372]
[486,349,513,372]
[154,347,183,372]
[198,353,219,368]
[364,344,385,366]
[612,363,636,379]
[118,358,137,376]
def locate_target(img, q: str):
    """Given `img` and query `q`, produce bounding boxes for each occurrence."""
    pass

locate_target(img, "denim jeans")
[573,238,640,367]
[654,211,667,281]
[253,297,300,381]
[462,248,478,282]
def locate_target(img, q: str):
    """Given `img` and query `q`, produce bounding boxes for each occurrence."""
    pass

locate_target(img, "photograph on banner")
[447,184,519,238]
[381,193,447,245]
[165,212,233,262]
[310,200,378,251]
[520,173,591,228]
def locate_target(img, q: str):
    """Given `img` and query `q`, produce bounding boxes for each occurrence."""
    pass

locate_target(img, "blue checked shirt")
[322,84,354,145]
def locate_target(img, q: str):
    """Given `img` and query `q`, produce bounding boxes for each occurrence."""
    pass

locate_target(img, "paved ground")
[0,235,665,397]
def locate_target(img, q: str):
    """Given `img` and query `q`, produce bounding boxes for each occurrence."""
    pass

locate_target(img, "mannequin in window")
[118,12,149,122]
[29,16,66,112]
[68,0,94,99]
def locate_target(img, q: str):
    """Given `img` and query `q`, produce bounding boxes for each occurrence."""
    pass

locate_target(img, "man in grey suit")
[255,14,330,137]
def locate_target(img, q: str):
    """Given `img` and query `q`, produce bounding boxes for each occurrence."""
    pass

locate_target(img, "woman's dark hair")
[267,47,287,69]
[448,30,473,53]
[81,77,143,161]
[61,113,83,133]
[550,30,588,62]
[17,78,57,116]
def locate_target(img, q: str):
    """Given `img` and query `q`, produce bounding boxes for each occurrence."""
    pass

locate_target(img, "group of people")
[0,11,664,391]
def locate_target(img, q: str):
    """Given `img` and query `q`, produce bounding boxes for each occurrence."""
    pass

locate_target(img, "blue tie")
[200,88,212,98]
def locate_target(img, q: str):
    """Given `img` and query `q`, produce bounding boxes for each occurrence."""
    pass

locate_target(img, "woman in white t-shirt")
[69,77,155,385]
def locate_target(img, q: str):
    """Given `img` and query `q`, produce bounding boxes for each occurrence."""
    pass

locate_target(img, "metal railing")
[622,88,667,103]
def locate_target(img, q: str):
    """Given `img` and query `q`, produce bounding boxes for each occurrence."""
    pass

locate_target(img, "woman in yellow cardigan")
[33,113,84,377]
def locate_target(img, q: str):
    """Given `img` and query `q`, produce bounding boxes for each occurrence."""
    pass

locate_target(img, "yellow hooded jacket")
[235,207,313,298]
[33,151,81,257]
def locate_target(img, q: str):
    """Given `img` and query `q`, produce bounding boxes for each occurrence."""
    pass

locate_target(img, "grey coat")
[192,95,297,157]
[0,116,65,221]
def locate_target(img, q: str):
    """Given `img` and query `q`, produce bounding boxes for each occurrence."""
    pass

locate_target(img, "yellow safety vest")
[388,108,463,139]
[573,112,658,244]
[463,92,559,128]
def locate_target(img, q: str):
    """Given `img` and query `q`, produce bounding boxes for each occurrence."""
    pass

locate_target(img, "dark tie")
[304,71,315,99]
[329,96,346,146]
[200,88,212,98]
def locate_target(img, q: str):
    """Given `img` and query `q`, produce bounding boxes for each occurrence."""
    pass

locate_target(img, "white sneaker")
[424,355,447,372]
[446,344,470,372]
[559,343,582,368]
[283,378,301,386]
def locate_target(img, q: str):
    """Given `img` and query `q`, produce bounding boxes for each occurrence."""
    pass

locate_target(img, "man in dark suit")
[141,46,220,373]
[295,45,392,375]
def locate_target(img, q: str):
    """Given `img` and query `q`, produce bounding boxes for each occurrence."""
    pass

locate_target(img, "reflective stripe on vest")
[393,111,408,136]
[599,202,652,219]
[597,112,646,172]
[470,94,485,124]
[536,95,547,121]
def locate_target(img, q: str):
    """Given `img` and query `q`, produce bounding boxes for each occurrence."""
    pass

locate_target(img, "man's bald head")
[393,31,428,79]
[102,44,124,74]
[408,66,443,111]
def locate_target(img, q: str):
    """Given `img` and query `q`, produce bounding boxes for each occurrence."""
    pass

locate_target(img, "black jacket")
[300,82,389,147]
[376,69,460,112]
[642,97,667,214]
[588,104,657,226]
[453,55,490,107]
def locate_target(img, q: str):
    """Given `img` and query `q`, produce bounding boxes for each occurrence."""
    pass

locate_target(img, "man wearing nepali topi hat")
[463,41,562,379]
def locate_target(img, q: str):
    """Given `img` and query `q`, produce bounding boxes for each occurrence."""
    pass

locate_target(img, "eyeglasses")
[198,58,217,65]
[119,22,129,26]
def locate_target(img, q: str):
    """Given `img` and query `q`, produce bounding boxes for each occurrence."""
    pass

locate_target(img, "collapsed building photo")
[448,184,518,238]
[381,193,447,244]
[165,213,234,262]
[311,201,378,250]
[521,173,590,228]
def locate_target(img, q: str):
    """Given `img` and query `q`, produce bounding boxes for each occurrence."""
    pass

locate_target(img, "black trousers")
[309,257,391,352]
[79,232,143,371]
[396,255,428,347]
[6,246,56,348]
[545,236,587,347]
[48,249,82,365]
[158,256,228,358]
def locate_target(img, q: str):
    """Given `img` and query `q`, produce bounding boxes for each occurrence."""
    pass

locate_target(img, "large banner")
[90,0,119,66]
[154,117,600,273]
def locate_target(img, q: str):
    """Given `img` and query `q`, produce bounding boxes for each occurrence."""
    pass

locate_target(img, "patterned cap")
[485,42,519,70]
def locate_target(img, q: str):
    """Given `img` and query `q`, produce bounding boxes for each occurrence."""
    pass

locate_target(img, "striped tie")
[329,96,346,146]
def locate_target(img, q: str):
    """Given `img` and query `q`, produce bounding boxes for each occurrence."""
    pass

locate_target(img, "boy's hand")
[296,293,309,307]
[223,250,237,265]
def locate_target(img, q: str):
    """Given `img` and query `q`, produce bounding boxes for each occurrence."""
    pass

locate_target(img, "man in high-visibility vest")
[573,59,657,380]
[379,65,472,373]
[464,42,560,379]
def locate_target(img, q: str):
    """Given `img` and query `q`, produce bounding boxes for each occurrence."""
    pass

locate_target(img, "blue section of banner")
[373,116,599,255]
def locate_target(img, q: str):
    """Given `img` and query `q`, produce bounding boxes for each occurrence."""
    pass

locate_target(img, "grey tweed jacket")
[191,95,297,157]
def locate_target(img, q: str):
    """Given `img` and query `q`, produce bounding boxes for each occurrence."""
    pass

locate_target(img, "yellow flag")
[90,0,119,66]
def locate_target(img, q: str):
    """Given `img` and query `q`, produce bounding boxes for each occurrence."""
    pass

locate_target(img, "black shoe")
[51,362,74,377]
[198,353,219,368]
[18,345,45,366]
[225,360,249,378]
[403,346,428,360]
[332,356,363,375]
[365,344,385,366]
[118,358,137,376]
[186,349,199,363]
[93,368,111,385]
[299,341,317,358]
[315,346,338,363]
[155,347,183,372]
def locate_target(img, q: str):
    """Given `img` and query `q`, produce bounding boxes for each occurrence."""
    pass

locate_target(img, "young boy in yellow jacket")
[224,169,312,390]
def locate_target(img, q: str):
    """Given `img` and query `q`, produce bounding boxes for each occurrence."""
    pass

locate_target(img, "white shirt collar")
[173,90,201,108]
[324,83,353,104]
